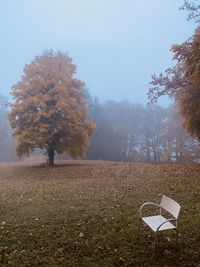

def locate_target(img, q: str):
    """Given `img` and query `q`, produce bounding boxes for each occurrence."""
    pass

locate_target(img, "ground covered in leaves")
[0,160,199,267]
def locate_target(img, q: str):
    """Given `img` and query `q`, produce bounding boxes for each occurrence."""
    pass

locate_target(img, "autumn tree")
[149,26,200,139]
[180,0,200,22]
[9,50,96,165]
[148,0,200,141]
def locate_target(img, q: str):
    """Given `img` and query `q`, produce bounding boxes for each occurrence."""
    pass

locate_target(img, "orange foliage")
[148,27,200,139]
[9,50,96,164]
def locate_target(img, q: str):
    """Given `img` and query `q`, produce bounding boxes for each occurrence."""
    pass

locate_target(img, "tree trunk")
[48,147,55,166]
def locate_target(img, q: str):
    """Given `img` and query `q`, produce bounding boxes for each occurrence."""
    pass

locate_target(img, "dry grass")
[0,160,199,266]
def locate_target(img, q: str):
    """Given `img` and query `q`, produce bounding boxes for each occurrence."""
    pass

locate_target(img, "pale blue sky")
[0,0,196,105]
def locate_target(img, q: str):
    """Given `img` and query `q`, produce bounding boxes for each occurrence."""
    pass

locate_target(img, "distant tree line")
[1,90,200,163]
[85,92,200,163]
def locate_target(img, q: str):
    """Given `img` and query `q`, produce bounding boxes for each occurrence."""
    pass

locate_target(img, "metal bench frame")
[137,195,181,258]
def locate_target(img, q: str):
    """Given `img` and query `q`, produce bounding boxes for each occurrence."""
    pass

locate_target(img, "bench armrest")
[139,202,162,218]
[156,218,177,232]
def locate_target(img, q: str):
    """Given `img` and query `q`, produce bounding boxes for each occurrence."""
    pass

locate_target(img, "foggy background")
[0,0,198,162]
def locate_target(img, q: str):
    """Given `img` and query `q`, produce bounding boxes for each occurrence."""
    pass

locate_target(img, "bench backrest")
[160,195,181,219]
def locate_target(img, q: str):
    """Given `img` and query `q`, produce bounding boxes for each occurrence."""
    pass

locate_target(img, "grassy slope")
[0,160,199,267]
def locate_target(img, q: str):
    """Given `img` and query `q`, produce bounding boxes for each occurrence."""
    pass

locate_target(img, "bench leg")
[176,228,179,244]
[152,231,158,259]
[137,218,141,241]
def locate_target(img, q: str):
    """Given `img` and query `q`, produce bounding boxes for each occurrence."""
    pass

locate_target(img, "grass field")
[0,160,199,267]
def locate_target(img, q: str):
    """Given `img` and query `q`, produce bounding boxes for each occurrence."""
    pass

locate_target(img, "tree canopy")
[9,50,96,165]
[180,0,200,22]
[148,2,200,139]
[149,27,200,138]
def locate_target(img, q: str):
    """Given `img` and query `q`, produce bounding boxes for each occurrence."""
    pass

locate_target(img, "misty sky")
[0,0,196,105]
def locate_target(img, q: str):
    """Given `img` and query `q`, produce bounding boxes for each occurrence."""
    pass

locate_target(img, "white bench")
[137,195,181,258]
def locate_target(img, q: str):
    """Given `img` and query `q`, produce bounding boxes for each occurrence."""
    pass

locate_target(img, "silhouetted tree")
[0,95,16,162]
[140,105,167,162]
[86,94,116,160]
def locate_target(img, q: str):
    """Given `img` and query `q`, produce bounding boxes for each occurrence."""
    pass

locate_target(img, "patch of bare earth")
[0,160,199,266]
